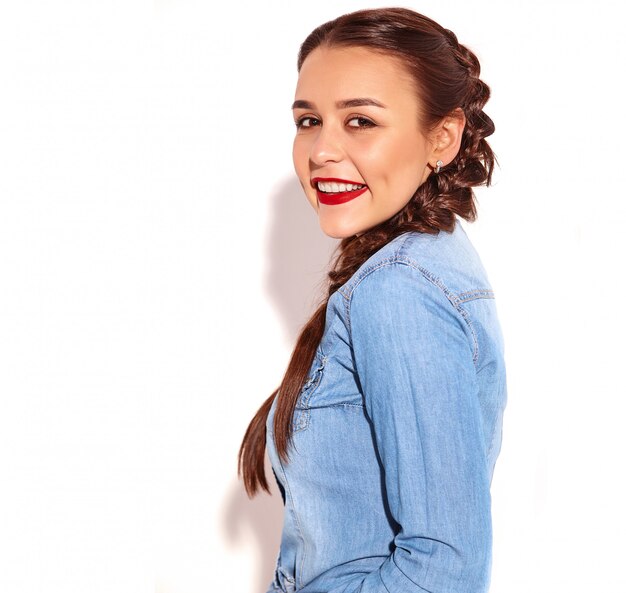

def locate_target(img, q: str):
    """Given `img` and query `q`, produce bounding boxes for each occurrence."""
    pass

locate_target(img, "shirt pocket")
[292,347,327,434]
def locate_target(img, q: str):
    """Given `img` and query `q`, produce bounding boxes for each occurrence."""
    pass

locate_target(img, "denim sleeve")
[343,262,492,593]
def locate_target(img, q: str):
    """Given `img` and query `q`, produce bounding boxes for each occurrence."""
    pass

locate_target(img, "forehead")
[294,45,417,107]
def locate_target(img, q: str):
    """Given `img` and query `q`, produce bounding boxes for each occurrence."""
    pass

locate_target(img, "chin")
[318,218,363,239]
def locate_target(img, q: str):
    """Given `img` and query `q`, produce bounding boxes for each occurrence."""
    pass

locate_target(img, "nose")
[309,123,343,166]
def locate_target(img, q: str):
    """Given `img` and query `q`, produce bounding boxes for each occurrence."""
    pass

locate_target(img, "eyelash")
[294,116,376,130]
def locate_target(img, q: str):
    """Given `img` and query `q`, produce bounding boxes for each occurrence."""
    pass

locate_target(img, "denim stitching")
[458,289,495,303]
[300,355,327,408]
[292,353,327,433]
[313,402,364,409]
[413,263,480,366]
[273,454,306,591]
[337,232,413,302]
[342,257,481,366]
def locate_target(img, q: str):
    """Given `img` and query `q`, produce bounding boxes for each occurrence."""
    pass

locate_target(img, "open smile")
[311,177,369,206]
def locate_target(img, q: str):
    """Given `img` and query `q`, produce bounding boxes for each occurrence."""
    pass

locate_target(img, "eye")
[295,116,321,129]
[346,116,375,129]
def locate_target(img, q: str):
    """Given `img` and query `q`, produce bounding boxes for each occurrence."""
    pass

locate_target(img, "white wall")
[1,1,623,592]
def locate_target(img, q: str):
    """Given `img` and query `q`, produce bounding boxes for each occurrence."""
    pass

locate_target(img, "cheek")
[359,137,418,182]
[376,139,428,190]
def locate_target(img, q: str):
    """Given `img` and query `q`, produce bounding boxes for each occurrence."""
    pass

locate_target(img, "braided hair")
[239,7,496,496]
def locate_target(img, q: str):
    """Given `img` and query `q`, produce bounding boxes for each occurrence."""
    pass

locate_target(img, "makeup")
[312,177,368,206]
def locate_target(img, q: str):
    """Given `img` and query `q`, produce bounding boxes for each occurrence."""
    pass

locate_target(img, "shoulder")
[334,221,497,368]
[338,219,494,305]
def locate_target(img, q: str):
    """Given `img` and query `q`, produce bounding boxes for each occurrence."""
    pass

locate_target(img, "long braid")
[238,7,497,498]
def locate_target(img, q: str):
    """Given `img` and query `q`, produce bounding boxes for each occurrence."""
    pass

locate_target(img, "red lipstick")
[312,177,368,206]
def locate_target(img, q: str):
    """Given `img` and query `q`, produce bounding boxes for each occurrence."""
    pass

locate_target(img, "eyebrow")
[291,98,387,110]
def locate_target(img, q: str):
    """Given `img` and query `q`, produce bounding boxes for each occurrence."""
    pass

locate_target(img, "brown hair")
[238,7,496,497]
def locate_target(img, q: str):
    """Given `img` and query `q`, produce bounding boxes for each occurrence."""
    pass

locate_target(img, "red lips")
[312,177,369,206]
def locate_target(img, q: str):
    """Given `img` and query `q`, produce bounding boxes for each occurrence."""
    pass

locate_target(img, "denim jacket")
[265,220,507,593]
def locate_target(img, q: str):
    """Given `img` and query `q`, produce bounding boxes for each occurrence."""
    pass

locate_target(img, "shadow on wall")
[223,455,286,593]
[225,175,338,593]
[265,176,338,344]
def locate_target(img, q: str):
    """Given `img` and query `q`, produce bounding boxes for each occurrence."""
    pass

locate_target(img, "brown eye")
[347,116,375,128]
[295,116,321,129]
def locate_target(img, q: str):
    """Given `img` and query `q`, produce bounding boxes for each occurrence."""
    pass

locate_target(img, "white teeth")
[317,181,365,193]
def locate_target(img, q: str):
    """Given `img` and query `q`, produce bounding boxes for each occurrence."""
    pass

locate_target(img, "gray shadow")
[223,456,285,593]
[224,175,338,593]
[264,176,338,343]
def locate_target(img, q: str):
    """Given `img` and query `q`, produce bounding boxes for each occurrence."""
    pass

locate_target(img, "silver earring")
[435,160,444,174]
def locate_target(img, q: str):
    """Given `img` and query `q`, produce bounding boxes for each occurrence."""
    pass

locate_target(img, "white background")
[1,1,624,592]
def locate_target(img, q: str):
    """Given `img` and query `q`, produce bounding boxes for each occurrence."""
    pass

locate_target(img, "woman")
[238,7,507,593]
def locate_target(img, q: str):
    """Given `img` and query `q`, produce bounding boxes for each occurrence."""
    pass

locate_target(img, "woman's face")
[292,45,435,239]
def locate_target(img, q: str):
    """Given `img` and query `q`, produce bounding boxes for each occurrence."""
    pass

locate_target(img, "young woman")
[238,8,507,593]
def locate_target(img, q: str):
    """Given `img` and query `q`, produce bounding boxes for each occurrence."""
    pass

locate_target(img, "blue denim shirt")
[265,220,507,593]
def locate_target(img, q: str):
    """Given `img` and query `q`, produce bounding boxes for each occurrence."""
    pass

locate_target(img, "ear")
[428,108,466,171]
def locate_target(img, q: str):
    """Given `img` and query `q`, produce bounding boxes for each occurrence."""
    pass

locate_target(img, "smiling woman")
[291,46,465,237]
[238,7,507,593]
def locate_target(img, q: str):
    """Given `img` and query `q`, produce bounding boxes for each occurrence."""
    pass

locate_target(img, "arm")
[343,262,492,593]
